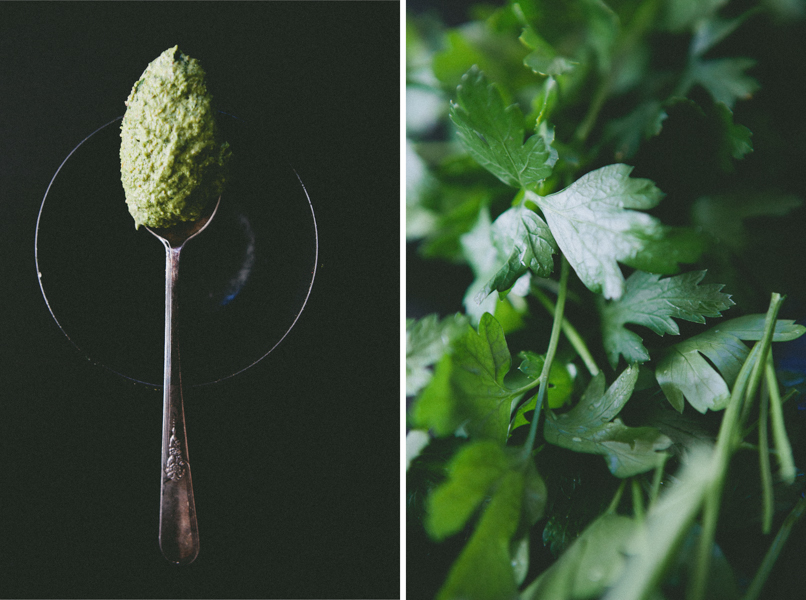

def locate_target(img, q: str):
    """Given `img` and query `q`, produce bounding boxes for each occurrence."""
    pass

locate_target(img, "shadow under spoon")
[146,196,221,565]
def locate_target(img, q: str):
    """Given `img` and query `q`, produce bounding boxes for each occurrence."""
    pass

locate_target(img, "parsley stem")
[743,494,806,600]
[531,286,600,376]
[575,78,610,143]
[741,387,797,439]
[758,384,773,534]
[606,479,627,514]
[690,342,760,600]
[690,293,784,600]
[522,256,569,460]
[741,293,784,425]
[765,352,796,484]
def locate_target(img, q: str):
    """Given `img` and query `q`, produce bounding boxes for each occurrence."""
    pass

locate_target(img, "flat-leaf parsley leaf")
[526,164,667,299]
[476,206,557,303]
[656,315,806,413]
[543,364,673,477]
[413,313,517,444]
[600,270,734,368]
[450,66,558,189]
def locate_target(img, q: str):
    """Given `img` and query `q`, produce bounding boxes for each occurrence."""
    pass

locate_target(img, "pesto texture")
[120,46,231,229]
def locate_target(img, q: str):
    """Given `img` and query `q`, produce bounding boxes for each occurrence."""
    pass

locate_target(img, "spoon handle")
[158,245,200,565]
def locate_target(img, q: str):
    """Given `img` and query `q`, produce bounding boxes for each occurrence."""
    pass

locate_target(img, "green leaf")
[428,440,548,600]
[579,0,619,74]
[655,331,744,414]
[686,57,759,109]
[426,441,512,540]
[511,352,575,423]
[519,24,577,77]
[460,204,498,277]
[690,12,755,58]
[432,22,534,92]
[460,206,533,325]
[692,193,803,251]
[656,315,806,413]
[522,513,637,600]
[525,53,578,78]
[600,270,734,368]
[531,76,559,127]
[543,365,672,477]
[662,0,729,33]
[406,313,471,396]
[475,206,558,303]
[450,67,558,189]
[527,164,667,300]
[712,314,806,341]
[712,101,753,170]
[435,470,524,600]
[406,148,504,263]
[495,293,529,334]
[412,313,517,443]
[619,226,707,275]
[604,101,668,161]
[433,29,487,87]
[659,96,753,173]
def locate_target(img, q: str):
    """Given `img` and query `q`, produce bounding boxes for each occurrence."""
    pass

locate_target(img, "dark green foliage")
[407,1,806,598]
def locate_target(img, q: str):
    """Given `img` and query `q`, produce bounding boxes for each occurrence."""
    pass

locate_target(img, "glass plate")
[36,115,318,386]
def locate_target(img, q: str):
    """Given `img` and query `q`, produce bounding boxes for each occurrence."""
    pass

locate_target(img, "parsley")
[527,164,668,299]
[413,313,524,444]
[656,314,805,413]
[407,1,806,599]
[600,270,734,367]
[426,441,546,600]
[543,364,673,477]
[450,66,558,190]
[406,313,470,396]
[475,205,557,303]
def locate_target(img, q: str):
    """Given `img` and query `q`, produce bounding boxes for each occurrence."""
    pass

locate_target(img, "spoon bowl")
[147,195,221,565]
[146,197,222,249]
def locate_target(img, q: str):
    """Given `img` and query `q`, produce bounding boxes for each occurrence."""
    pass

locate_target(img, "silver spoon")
[146,195,221,565]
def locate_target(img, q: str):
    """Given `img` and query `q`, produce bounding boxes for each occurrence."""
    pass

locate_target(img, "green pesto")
[120,46,231,229]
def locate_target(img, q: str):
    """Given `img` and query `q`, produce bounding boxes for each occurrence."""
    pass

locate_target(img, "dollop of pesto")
[120,46,231,229]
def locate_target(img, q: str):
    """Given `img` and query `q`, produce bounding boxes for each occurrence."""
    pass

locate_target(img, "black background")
[1,2,399,598]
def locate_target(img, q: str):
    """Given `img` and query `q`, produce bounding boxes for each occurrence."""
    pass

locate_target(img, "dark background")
[1,2,399,598]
